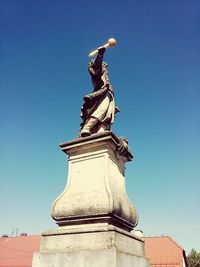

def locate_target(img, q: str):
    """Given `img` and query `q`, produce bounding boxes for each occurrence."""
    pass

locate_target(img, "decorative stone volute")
[51,131,138,232]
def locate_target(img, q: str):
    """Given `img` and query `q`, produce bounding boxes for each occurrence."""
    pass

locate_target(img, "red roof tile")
[0,235,41,267]
[144,236,186,267]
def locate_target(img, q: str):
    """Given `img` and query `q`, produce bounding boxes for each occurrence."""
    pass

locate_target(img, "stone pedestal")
[32,132,150,267]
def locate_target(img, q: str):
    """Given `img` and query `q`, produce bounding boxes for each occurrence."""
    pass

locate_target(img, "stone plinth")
[32,132,150,267]
[33,224,150,267]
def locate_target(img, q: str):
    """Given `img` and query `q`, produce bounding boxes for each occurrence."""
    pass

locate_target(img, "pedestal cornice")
[59,131,133,162]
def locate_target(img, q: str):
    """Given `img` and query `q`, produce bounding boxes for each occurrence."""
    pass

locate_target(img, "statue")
[80,38,119,137]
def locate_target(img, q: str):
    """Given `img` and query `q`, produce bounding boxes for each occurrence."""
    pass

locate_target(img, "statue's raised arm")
[80,43,119,137]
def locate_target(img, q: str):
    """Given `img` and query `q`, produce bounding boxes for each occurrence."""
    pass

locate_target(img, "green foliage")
[188,249,200,267]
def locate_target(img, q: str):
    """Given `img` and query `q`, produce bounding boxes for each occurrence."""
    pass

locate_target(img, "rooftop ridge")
[167,236,184,250]
[144,235,184,251]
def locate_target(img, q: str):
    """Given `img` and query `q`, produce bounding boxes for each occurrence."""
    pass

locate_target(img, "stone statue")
[80,47,119,137]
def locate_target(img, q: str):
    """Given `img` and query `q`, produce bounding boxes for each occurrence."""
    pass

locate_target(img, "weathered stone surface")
[51,132,138,231]
[32,226,150,267]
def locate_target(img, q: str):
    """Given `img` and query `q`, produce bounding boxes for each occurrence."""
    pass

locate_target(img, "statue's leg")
[80,117,98,137]
[96,123,107,133]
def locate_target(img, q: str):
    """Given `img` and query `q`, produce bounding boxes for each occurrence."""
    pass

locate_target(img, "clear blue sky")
[0,0,199,254]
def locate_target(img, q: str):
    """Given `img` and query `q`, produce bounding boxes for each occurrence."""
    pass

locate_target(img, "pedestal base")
[33,132,150,266]
[32,225,149,267]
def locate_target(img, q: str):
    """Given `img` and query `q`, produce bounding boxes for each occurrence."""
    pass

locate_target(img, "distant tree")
[188,249,200,267]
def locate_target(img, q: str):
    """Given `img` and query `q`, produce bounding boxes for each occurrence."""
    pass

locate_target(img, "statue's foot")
[80,130,91,137]
[97,124,107,133]
[80,117,98,137]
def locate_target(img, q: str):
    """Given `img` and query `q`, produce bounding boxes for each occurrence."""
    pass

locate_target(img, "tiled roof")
[0,235,41,267]
[144,236,187,267]
[0,235,187,267]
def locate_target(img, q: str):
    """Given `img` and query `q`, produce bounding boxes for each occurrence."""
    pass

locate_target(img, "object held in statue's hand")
[88,38,117,58]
